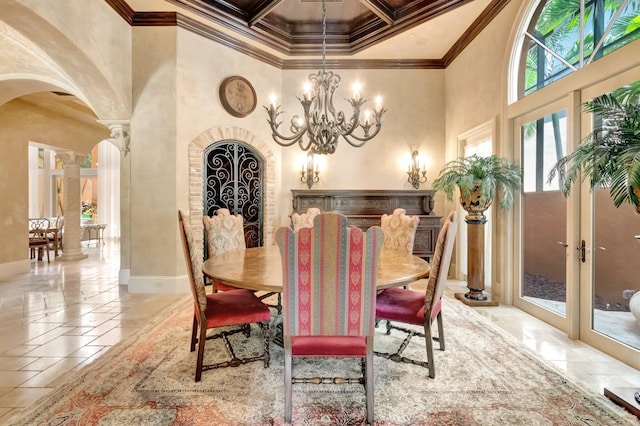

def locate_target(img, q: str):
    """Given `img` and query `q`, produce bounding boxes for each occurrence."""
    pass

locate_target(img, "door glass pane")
[521,110,568,316]
[593,189,640,349]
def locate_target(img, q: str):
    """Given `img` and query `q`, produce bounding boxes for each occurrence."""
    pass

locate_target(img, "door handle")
[577,239,586,263]
[556,242,569,248]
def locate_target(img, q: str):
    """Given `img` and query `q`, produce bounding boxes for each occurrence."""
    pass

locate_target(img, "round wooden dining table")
[201,245,430,292]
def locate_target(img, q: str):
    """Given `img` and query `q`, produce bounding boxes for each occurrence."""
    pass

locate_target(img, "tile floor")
[0,243,639,423]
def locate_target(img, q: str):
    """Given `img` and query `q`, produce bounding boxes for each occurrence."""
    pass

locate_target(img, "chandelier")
[264,0,387,155]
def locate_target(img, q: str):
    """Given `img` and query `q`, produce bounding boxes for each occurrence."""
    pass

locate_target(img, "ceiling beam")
[359,0,394,25]
[248,0,284,27]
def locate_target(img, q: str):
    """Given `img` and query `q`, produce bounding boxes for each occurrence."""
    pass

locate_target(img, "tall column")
[57,151,88,261]
[99,120,131,285]
[455,198,498,306]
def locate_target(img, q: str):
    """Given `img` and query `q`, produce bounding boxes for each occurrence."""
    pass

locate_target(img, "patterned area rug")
[8,295,639,425]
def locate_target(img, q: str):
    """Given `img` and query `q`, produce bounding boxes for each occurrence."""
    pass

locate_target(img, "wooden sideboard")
[291,189,441,259]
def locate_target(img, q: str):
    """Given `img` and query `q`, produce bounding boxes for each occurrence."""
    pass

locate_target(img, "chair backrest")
[29,218,50,239]
[291,207,321,232]
[425,211,457,309]
[203,208,246,257]
[276,212,384,338]
[179,210,208,314]
[380,208,420,255]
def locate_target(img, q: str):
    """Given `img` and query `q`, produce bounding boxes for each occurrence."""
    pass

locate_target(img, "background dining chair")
[374,211,457,379]
[291,207,321,232]
[50,216,64,255]
[203,209,245,292]
[29,218,50,263]
[204,208,282,312]
[276,212,384,424]
[380,208,420,255]
[179,210,270,382]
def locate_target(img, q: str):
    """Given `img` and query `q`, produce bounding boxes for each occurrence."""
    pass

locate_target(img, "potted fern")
[432,154,522,304]
[432,154,523,222]
[547,93,640,214]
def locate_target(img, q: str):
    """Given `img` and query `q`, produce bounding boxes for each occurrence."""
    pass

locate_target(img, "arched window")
[518,0,640,99]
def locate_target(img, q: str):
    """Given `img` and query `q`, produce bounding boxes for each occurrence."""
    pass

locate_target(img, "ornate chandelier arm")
[342,107,387,145]
[264,104,309,148]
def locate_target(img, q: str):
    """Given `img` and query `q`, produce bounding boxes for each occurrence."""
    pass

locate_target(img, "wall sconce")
[301,152,319,188]
[407,150,427,189]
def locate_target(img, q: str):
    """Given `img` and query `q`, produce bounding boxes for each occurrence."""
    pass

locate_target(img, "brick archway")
[189,127,276,250]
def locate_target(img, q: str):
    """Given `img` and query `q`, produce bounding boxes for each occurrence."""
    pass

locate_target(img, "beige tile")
[21,357,63,371]
[0,357,38,370]
[0,387,53,409]
[0,371,39,388]
[24,335,97,357]
[19,358,86,388]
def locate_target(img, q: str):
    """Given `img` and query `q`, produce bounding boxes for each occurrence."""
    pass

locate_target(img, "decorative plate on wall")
[219,76,257,118]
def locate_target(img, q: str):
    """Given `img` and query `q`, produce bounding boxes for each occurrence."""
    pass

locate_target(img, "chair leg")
[195,325,207,382]
[436,311,445,351]
[190,315,198,352]
[365,337,375,424]
[424,321,435,379]
[259,322,270,368]
[284,342,293,423]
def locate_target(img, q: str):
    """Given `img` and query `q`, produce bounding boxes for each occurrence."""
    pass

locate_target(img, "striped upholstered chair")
[276,212,384,424]
[375,211,457,379]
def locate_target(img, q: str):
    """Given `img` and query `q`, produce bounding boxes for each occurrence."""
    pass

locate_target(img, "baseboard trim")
[128,274,189,293]
[0,260,30,279]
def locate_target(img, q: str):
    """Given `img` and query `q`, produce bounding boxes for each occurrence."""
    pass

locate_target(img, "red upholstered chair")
[375,211,457,379]
[276,212,384,425]
[179,210,270,382]
[204,209,282,312]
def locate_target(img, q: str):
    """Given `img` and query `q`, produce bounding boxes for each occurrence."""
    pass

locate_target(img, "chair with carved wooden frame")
[29,218,51,263]
[276,212,384,424]
[291,207,321,232]
[203,208,282,313]
[179,210,270,382]
[374,211,457,379]
[380,208,420,255]
[203,208,246,292]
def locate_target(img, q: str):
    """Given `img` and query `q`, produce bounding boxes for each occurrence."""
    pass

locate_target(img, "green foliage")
[547,92,640,209]
[431,155,523,210]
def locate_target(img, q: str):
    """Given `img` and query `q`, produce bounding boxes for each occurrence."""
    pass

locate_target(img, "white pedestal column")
[57,151,88,261]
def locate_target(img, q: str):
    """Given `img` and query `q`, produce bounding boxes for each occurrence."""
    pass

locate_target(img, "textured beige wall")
[277,68,447,221]
[128,26,179,291]
[6,0,132,117]
[443,1,521,300]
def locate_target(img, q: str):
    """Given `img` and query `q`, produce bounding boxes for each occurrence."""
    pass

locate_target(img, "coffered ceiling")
[116,0,511,67]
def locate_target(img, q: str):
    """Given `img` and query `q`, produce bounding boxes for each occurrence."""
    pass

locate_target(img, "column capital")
[57,150,85,166]
[98,119,131,156]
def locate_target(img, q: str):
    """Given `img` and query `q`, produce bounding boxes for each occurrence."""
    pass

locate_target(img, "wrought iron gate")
[203,141,263,247]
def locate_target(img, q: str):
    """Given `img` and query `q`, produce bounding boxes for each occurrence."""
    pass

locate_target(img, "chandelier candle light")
[264,0,387,155]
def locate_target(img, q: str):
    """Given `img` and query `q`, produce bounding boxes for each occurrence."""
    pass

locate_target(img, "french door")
[515,88,640,369]
[515,98,576,335]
